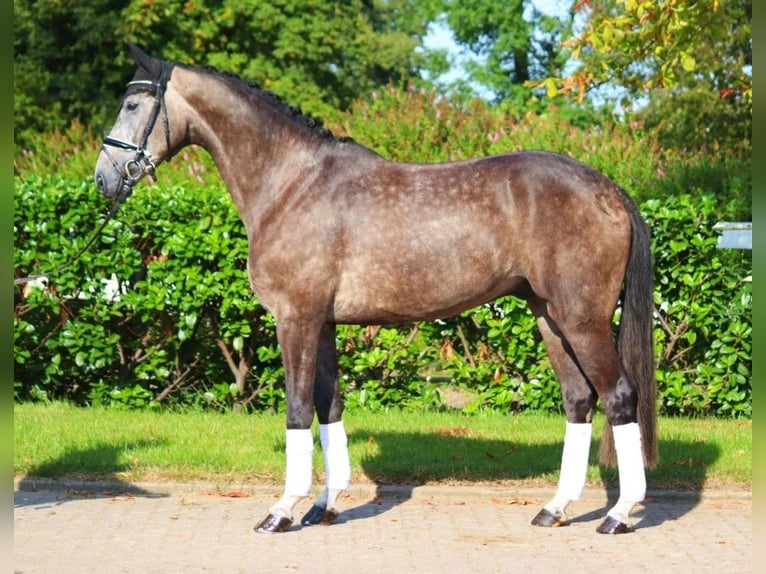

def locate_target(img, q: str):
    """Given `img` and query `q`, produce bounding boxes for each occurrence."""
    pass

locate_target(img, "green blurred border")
[4,1,758,557]
[752,0,763,543]
[3,0,14,562]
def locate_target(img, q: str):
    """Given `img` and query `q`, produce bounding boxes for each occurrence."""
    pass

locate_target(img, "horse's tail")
[598,191,658,468]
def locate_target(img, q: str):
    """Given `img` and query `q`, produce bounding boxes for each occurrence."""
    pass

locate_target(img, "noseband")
[101,60,175,202]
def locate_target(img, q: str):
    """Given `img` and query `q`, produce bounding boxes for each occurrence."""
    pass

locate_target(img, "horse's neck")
[173,70,321,216]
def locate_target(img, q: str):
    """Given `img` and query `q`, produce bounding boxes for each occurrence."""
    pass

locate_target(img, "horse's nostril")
[96,173,105,192]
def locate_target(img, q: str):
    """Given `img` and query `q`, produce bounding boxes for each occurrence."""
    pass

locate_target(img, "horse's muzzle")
[95,172,110,196]
[95,169,133,203]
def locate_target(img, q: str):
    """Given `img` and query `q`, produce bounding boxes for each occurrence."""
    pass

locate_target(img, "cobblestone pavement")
[14,479,751,574]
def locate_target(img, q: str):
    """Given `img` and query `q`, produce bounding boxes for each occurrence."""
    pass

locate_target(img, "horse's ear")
[127,41,162,77]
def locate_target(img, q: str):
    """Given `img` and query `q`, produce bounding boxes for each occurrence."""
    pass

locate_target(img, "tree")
[538,0,751,150]
[13,0,443,148]
[14,0,128,147]
[430,0,573,106]
[119,0,444,118]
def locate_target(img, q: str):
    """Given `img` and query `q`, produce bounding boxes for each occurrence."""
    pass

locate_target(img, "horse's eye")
[126,102,139,112]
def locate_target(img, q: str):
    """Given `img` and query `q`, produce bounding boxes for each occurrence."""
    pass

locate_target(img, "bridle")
[14,61,175,287]
[101,60,175,203]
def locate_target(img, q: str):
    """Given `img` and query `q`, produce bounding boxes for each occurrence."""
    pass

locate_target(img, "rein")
[14,197,124,286]
[14,61,175,288]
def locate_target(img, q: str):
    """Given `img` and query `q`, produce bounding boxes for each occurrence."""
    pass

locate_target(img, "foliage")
[121,0,443,119]
[14,87,750,417]
[13,0,444,149]
[428,0,573,105]
[15,0,751,159]
[337,324,441,411]
[13,0,128,149]
[14,174,283,413]
[538,0,751,151]
[644,195,751,417]
[556,0,751,96]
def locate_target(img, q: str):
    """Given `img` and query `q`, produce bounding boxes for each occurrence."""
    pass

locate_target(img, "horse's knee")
[603,375,637,425]
[286,404,315,429]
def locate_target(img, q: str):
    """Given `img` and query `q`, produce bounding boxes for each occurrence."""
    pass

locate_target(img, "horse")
[95,42,657,535]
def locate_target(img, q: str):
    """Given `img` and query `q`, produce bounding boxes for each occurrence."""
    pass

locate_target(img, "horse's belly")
[331,264,525,324]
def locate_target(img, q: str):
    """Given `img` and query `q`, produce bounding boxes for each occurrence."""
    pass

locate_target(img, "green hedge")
[13,174,751,417]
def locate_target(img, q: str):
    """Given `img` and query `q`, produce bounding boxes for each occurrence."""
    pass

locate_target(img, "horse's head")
[94,42,177,202]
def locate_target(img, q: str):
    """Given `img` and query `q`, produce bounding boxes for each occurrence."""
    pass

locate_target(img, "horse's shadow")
[338,429,720,531]
[14,439,169,509]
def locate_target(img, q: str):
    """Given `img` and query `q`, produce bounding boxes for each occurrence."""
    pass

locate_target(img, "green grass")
[14,403,751,491]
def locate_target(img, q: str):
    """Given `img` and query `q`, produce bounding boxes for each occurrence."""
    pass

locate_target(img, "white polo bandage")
[284,428,314,497]
[320,421,351,491]
[554,421,592,502]
[612,422,646,503]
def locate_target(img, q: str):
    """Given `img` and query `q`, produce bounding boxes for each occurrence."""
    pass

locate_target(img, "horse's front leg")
[254,315,323,534]
[301,323,351,526]
[300,420,350,526]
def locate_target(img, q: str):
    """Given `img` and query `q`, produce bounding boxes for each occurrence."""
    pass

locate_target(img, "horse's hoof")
[531,508,566,527]
[254,513,293,533]
[596,515,634,534]
[301,504,339,526]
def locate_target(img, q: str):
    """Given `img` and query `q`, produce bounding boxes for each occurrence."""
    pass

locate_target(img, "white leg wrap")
[546,422,592,514]
[284,428,314,497]
[315,487,329,507]
[609,422,646,523]
[319,421,351,492]
[313,486,345,512]
[270,494,304,519]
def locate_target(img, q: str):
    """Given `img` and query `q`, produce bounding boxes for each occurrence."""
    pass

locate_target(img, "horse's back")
[338,149,633,268]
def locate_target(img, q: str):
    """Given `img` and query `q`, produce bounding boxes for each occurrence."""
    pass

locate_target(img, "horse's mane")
[181,62,350,143]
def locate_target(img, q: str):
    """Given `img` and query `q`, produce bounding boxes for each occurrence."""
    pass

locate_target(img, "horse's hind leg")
[548,306,646,534]
[528,298,596,528]
[301,322,351,526]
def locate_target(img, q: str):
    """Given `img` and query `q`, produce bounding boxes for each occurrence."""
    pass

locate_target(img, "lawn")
[14,402,751,491]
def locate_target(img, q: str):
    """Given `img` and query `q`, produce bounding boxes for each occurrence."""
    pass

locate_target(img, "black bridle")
[14,61,174,287]
[101,59,175,203]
